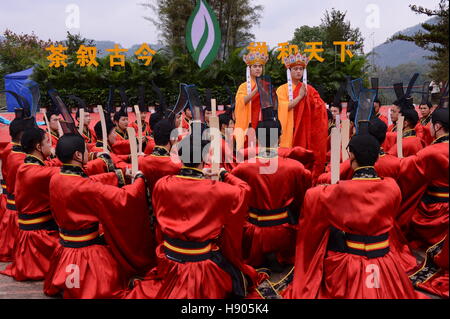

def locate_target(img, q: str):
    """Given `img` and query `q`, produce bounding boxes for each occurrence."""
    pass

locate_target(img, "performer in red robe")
[285,134,422,299]
[409,232,448,298]
[139,119,182,195]
[111,105,131,155]
[126,127,259,299]
[388,109,426,157]
[396,108,448,252]
[44,133,153,299]
[374,98,389,126]
[232,119,312,268]
[88,120,130,174]
[75,108,96,147]
[277,53,328,181]
[46,110,61,149]
[0,117,34,239]
[130,104,151,138]
[0,127,60,280]
[0,138,27,261]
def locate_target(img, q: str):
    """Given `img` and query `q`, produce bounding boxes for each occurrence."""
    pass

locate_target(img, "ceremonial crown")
[283,53,309,69]
[243,52,269,66]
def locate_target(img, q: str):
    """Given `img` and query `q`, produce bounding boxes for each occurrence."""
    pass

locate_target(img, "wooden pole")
[341,119,350,162]
[97,105,109,153]
[397,115,404,158]
[133,105,143,154]
[330,127,341,184]
[209,99,220,181]
[78,108,85,136]
[127,127,138,176]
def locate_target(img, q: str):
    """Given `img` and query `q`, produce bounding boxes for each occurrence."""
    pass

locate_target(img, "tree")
[141,0,263,59]
[320,9,364,52]
[0,30,57,86]
[63,32,95,56]
[390,0,449,82]
[290,9,367,103]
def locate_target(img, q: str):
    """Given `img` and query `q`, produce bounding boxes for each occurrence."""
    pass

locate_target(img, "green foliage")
[141,0,263,59]
[290,9,368,103]
[390,0,449,82]
[0,29,58,87]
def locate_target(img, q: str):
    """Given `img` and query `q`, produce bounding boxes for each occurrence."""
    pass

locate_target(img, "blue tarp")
[4,67,38,112]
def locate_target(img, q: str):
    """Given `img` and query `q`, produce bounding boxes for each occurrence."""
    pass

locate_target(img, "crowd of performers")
[0,50,448,300]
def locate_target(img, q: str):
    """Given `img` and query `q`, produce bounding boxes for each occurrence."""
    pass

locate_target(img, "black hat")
[138,85,149,113]
[393,73,419,110]
[48,89,78,135]
[401,108,419,127]
[348,134,380,167]
[55,133,86,163]
[368,117,387,144]
[256,75,278,122]
[431,108,449,129]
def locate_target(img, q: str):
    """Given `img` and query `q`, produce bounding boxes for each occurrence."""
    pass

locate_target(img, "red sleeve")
[219,173,259,288]
[111,139,131,155]
[287,186,330,299]
[95,177,156,276]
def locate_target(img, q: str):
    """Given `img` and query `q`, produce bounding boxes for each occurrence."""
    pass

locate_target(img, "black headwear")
[368,117,388,145]
[0,90,32,120]
[48,89,78,135]
[393,73,419,110]
[371,78,379,101]
[68,95,87,119]
[114,87,129,121]
[138,85,149,113]
[401,108,419,127]
[355,88,377,135]
[106,85,116,114]
[347,134,380,167]
[331,82,346,110]
[438,82,449,109]
[21,127,46,154]
[55,133,86,163]
[224,86,236,112]
[420,81,431,106]
[184,84,205,123]
[431,108,449,130]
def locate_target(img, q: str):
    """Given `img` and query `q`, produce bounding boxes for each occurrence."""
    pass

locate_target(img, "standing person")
[232,118,311,268]
[285,133,422,299]
[126,124,259,299]
[0,127,60,280]
[276,52,328,180]
[234,45,269,150]
[44,133,150,299]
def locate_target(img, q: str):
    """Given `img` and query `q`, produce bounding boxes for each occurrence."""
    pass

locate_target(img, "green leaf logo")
[186,0,221,69]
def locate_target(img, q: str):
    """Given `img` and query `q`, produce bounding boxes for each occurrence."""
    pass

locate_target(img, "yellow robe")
[234,80,255,150]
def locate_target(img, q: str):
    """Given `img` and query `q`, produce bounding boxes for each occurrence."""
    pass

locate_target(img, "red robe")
[277,83,328,181]
[44,165,153,299]
[90,141,130,174]
[383,124,397,151]
[0,155,60,280]
[0,144,26,261]
[409,233,449,298]
[111,128,131,155]
[388,129,426,157]
[285,168,422,299]
[50,131,59,149]
[317,152,418,273]
[126,168,259,299]
[143,136,156,155]
[396,135,449,250]
[418,115,433,145]
[0,142,14,222]
[232,152,312,266]
[138,146,182,194]
[78,126,97,152]
[130,121,151,137]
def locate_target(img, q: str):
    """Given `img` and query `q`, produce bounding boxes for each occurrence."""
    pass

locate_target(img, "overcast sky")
[0,0,439,52]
